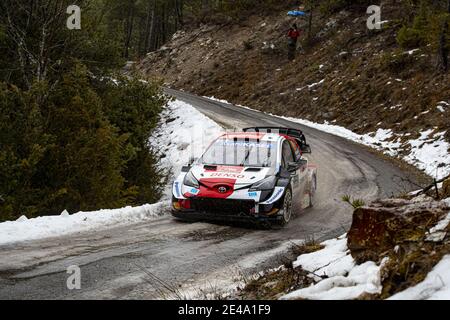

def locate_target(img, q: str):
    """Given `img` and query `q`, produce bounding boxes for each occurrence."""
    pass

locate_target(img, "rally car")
[171,127,317,226]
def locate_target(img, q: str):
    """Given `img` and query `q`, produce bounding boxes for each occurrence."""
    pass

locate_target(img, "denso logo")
[209,173,245,178]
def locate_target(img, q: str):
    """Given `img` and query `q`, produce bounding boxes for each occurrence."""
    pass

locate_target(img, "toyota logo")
[218,186,228,193]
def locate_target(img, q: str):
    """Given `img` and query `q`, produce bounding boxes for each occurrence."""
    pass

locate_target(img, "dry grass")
[234,240,323,300]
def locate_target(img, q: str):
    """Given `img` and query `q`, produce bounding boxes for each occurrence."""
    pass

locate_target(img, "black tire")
[278,188,293,226]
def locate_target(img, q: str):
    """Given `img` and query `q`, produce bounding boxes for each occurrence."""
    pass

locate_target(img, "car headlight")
[249,176,277,191]
[183,171,199,188]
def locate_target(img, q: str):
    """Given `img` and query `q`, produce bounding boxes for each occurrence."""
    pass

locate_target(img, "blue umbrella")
[288,10,307,17]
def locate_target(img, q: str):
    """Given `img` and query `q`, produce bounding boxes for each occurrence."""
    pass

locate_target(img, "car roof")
[219,132,284,142]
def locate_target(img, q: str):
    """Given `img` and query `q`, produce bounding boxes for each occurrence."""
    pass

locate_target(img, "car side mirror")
[279,168,291,178]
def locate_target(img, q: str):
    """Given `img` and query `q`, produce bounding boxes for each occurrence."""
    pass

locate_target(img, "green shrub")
[396,0,449,50]
[397,25,425,49]
[0,65,168,221]
[380,50,416,74]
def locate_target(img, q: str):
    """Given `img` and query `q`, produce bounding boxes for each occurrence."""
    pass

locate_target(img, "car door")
[281,140,302,210]
[289,140,309,201]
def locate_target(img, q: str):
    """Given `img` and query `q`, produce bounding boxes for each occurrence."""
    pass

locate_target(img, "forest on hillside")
[94,0,449,62]
[0,0,171,221]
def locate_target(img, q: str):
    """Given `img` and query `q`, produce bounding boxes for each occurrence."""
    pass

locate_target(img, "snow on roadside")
[280,235,387,300]
[151,99,223,198]
[205,96,230,104]
[281,116,449,179]
[388,255,450,300]
[0,202,167,246]
[0,99,223,245]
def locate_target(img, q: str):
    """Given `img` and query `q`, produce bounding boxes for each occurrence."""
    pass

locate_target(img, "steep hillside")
[138,2,450,178]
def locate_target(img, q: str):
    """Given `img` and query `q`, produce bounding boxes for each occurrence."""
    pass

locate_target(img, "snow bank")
[389,255,450,300]
[282,116,449,179]
[150,99,223,198]
[281,235,386,300]
[404,131,449,179]
[204,96,230,104]
[0,202,168,245]
[0,99,223,245]
[293,236,355,278]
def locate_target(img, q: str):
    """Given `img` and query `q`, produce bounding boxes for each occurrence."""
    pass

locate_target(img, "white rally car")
[172,127,317,226]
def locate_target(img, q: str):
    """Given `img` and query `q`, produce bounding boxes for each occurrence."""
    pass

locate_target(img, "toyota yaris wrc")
[171,127,317,226]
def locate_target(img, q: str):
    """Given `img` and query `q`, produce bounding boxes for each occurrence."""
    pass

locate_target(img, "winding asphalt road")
[0,89,424,299]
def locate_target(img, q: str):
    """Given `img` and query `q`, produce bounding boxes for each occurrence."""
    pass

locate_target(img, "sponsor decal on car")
[190,188,200,195]
[248,191,258,198]
[221,140,273,149]
[215,166,244,173]
[209,172,245,179]
[261,187,285,204]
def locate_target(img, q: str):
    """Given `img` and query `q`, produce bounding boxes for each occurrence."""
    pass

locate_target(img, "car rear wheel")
[279,189,293,226]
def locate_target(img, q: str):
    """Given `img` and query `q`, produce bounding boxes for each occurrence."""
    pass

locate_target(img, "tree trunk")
[143,0,154,54]
[124,4,135,59]
[308,6,313,41]
[438,21,448,72]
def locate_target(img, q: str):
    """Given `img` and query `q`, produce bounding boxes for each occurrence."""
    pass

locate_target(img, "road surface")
[0,89,424,299]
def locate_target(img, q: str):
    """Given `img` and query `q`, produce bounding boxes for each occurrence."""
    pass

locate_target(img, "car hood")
[190,164,272,187]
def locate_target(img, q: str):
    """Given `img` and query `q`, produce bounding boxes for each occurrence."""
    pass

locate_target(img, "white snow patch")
[293,236,355,279]
[281,236,387,300]
[151,99,223,198]
[404,131,450,179]
[390,104,402,110]
[389,255,450,300]
[425,211,450,242]
[279,118,448,178]
[0,202,168,246]
[204,96,230,104]
[406,49,420,55]
[308,79,325,90]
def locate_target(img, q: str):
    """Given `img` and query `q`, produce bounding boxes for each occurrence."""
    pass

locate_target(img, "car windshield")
[200,139,277,167]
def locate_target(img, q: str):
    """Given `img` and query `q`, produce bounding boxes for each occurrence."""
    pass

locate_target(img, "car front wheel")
[278,188,293,226]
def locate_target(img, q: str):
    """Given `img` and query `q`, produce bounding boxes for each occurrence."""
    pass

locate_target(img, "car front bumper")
[171,210,283,223]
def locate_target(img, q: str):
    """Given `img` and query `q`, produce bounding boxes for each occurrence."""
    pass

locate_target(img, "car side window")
[282,141,294,168]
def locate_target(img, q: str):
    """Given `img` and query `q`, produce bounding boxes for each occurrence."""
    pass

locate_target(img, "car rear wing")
[243,127,311,153]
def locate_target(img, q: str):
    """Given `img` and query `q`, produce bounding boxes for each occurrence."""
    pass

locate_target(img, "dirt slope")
[138,3,449,166]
